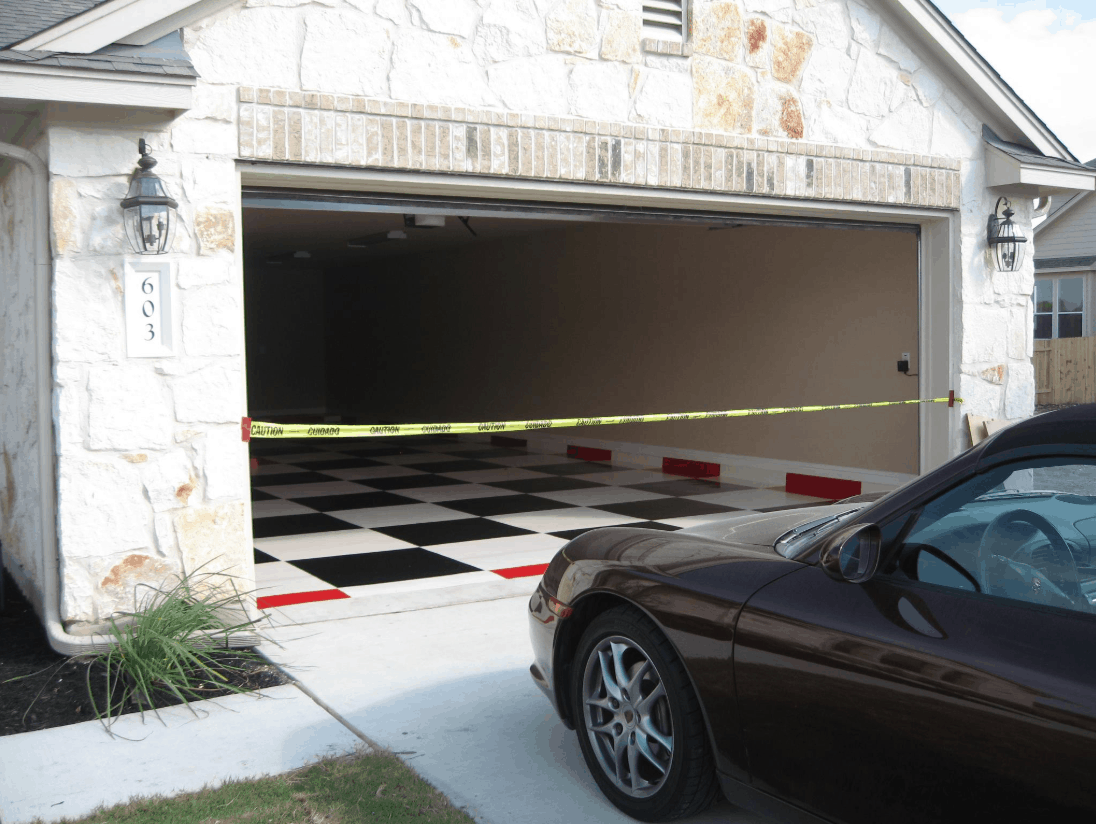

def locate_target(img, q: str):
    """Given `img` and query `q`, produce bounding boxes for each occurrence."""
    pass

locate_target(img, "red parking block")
[785,472,862,499]
[567,445,612,462]
[662,457,721,478]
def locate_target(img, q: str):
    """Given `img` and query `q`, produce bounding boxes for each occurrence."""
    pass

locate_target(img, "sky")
[933,0,1094,161]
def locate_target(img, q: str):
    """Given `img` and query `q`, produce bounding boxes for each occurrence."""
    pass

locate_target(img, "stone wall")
[39,0,1040,622]
[0,135,45,610]
[46,112,250,628]
[183,0,1034,446]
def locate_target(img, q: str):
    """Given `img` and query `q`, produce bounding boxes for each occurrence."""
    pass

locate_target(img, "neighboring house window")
[642,0,688,43]
[1034,275,1085,339]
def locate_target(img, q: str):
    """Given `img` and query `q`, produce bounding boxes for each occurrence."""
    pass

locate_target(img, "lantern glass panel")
[993,227,1025,272]
[123,203,174,254]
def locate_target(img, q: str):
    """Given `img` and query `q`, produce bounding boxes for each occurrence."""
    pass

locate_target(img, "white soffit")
[985,147,1096,196]
[15,0,232,53]
[0,64,193,110]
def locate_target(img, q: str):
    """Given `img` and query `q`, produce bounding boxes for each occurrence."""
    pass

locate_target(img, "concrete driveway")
[260,594,773,824]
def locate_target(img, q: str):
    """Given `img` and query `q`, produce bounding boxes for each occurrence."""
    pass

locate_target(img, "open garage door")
[242,190,921,482]
[241,190,922,617]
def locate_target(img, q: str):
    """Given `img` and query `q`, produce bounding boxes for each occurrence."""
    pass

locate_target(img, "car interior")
[883,458,1096,613]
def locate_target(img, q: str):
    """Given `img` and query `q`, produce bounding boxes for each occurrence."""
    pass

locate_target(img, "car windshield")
[775,508,861,558]
[974,463,1096,499]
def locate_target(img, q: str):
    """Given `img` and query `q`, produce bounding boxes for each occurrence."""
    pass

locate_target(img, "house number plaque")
[124,260,175,357]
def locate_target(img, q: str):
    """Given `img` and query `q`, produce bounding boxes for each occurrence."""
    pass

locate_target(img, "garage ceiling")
[243,208,577,267]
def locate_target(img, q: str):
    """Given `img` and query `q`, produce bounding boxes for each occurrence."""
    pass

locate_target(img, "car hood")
[674,502,872,548]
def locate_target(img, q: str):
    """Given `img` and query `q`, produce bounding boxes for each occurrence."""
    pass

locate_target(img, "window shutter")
[642,0,687,42]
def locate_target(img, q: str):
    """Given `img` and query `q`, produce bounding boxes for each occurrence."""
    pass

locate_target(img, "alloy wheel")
[581,634,674,798]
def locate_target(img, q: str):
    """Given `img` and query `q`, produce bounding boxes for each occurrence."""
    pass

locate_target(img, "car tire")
[571,605,719,822]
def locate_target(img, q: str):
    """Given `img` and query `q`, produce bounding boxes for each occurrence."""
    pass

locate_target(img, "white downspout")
[0,139,118,653]
[2,141,255,654]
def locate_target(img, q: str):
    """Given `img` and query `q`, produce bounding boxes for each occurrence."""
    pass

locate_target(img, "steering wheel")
[975,509,1083,610]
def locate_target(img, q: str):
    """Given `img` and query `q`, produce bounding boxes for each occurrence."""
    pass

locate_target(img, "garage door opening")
[242,191,920,479]
[241,191,920,617]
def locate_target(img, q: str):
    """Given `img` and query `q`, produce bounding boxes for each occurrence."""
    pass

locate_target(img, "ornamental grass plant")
[87,563,270,734]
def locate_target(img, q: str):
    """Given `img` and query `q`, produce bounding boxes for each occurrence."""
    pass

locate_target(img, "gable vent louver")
[643,0,686,42]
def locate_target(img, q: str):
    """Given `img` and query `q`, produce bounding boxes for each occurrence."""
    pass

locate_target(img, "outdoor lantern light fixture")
[120,139,177,255]
[986,196,1027,273]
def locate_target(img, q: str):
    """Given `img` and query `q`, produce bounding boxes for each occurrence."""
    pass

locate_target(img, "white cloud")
[950,7,1096,161]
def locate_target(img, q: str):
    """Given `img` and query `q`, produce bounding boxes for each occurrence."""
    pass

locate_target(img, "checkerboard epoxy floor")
[249,436,835,623]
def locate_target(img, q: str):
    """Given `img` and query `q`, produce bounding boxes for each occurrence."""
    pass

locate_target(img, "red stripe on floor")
[568,445,612,462]
[785,473,861,499]
[256,589,350,609]
[493,563,550,579]
[662,457,720,478]
[492,435,527,447]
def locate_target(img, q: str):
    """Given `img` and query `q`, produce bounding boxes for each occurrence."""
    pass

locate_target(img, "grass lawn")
[68,747,474,824]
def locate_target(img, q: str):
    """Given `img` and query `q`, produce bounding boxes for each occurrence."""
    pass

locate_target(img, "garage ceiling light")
[987,197,1026,273]
[348,229,408,248]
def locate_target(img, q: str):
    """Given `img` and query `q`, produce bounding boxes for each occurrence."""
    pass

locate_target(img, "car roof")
[980,404,1096,458]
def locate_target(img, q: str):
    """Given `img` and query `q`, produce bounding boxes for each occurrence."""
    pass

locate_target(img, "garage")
[242,191,921,479]
[240,190,922,616]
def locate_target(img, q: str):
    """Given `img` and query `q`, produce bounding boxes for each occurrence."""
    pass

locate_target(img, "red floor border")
[493,563,550,579]
[256,589,350,610]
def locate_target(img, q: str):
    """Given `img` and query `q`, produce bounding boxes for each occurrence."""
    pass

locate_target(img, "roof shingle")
[0,0,110,50]
[1034,255,1096,270]
[0,48,197,77]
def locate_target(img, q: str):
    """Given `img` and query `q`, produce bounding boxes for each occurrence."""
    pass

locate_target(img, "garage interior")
[241,192,921,478]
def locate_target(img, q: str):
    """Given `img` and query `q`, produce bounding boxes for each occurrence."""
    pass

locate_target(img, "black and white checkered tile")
[249,436,833,616]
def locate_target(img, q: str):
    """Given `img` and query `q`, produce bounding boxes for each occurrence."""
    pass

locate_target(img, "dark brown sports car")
[529,404,1096,823]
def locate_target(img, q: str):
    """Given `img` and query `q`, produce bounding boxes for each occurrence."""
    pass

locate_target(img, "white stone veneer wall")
[0,135,45,610]
[44,0,1035,622]
[47,109,250,628]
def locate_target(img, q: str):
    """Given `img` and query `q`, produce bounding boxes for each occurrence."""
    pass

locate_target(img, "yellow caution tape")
[243,396,960,440]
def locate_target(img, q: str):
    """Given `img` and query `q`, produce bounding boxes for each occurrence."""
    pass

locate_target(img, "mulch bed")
[0,568,288,737]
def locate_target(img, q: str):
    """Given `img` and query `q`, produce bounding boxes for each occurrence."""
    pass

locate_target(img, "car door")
[732,457,1096,824]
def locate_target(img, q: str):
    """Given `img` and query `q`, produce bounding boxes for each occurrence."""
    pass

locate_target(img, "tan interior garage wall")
[325,222,919,474]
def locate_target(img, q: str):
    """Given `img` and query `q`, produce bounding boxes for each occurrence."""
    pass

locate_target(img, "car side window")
[885,458,1096,615]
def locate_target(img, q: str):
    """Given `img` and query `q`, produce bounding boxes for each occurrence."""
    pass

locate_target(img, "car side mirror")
[820,523,882,583]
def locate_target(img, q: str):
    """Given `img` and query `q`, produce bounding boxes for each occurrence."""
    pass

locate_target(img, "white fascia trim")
[238,162,949,225]
[883,0,1076,162]
[1033,191,1090,237]
[16,0,206,54]
[985,147,1096,196]
[116,0,239,46]
[0,63,193,110]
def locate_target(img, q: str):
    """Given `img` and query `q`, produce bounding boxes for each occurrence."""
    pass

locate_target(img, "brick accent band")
[237,87,961,210]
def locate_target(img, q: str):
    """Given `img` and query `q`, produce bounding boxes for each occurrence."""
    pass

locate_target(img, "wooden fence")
[1034,337,1096,405]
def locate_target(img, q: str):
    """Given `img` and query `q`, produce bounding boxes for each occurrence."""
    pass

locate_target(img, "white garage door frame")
[235,162,959,476]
